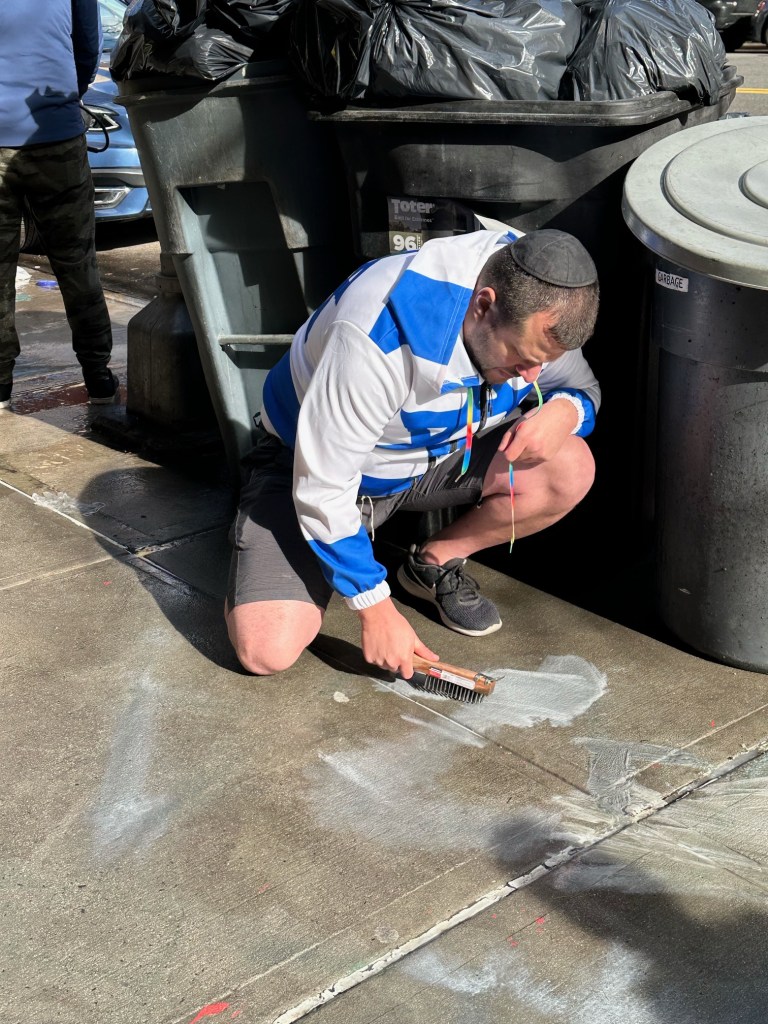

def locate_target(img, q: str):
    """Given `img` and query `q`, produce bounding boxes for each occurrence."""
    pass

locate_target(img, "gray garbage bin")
[118,63,355,481]
[623,115,768,672]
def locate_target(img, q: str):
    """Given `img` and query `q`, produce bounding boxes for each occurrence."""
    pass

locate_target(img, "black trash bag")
[110,0,205,73]
[204,0,299,58]
[207,0,297,38]
[160,22,256,77]
[288,0,378,103]
[110,0,293,81]
[562,0,726,103]
[290,0,583,105]
[373,0,584,102]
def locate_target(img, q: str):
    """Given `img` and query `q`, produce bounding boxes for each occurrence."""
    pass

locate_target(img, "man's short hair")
[480,244,600,351]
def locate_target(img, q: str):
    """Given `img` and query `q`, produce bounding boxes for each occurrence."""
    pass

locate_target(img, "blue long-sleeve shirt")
[0,0,102,147]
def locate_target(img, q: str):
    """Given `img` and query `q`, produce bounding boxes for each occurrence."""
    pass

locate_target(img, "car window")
[99,0,128,50]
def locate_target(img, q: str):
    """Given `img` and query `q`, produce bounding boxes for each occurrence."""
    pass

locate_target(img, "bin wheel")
[20,205,45,254]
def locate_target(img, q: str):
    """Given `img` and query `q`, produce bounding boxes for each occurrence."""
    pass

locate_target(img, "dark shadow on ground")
[490,821,768,1022]
[308,633,404,687]
[78,465,241,674]
[94,216,158,253]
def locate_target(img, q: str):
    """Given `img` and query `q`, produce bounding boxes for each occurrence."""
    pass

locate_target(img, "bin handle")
[219,334,294,350]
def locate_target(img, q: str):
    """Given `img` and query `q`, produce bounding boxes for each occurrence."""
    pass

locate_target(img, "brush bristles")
[409,672,486,704]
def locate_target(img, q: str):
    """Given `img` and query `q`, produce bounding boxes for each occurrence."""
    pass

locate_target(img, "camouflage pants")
[0,134,112,387]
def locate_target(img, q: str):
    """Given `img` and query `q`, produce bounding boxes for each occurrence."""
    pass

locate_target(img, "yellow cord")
[509,380,544,552]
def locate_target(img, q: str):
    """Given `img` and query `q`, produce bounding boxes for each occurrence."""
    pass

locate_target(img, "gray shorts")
[227,424,508,609]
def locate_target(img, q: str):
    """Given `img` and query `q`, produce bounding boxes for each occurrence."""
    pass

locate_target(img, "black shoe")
[0,380,11,410]
[84,369,119,405]
[396,544,502,637]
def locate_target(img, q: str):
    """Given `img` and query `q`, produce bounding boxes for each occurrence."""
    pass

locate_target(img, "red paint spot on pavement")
[710,721,715,728]
[257,883,270,894]
[189,1003,230,1024]
[535,916,546,925]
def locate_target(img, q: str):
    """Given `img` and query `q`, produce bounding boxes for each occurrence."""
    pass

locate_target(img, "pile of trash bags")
[110,0,728,109]
[564,0,726,102]
[289,0,583,104]
[110,0,299,81]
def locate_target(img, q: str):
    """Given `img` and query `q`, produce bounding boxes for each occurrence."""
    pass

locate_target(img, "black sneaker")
[396,544,502,637]
[0,381,11,410]
[84,369,119,405]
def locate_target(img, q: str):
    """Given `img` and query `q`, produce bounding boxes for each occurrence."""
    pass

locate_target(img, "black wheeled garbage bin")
[623,115,768,673]
[310,74,741,594]
[118,63,355,481]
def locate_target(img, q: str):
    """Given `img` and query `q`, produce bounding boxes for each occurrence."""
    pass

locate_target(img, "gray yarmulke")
[510,229,598,288]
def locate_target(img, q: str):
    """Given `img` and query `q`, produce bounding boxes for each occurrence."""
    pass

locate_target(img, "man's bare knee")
[557,438,596,506]
[226,599,323,676]
[234,639,306,676]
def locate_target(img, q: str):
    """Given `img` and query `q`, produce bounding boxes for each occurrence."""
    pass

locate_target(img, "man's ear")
[534,309,561,344]
[474,286,497,318]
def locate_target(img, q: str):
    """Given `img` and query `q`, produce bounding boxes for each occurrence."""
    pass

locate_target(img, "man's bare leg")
[420,435,595,565]
[226,600,324,675]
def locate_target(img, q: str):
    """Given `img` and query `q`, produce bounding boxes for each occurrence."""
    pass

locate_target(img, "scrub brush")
[409,656,496,704]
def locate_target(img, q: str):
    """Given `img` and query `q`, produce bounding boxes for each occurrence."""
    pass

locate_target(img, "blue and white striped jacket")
[261,230,600,610]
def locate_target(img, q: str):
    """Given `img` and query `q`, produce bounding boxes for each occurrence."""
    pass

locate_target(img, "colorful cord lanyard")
[459,379,544,551]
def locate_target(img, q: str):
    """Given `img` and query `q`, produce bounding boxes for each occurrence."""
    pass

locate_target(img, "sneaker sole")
[87,393,118,405]
[0,400,11,410]
[396,564,502,637]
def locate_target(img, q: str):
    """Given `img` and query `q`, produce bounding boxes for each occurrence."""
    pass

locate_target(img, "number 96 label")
[389,232,422,253]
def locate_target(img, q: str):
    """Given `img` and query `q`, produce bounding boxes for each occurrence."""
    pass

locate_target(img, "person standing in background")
[0,0,118,411]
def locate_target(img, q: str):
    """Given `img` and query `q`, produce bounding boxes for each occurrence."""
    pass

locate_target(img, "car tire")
[19,206,45,254]
[721,20,751,51]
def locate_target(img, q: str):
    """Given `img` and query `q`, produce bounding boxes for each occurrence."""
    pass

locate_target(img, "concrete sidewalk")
[2,269,768,1024]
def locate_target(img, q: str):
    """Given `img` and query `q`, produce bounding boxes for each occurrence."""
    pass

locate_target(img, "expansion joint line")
[269,740,768,1024]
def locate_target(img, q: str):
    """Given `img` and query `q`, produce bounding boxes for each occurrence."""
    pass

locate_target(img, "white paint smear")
[381,655,607,730]
[403,947,531,998]
[309,726,558,853]
[90,670,175,860]
[549,756,768,900]
[399,713,487,748]
[332,692,350,703]
[398,921,767,1022]
[539,737,713,853]
[31,490,105,517]
[307,657,606,850]
[461,656,608,729]
[552,815,768,900]
[401,942,657,1023]
[573,737,708,817]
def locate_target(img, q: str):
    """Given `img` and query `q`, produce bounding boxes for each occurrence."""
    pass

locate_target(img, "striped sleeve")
[538,349,601,438]
[292,321,410,609]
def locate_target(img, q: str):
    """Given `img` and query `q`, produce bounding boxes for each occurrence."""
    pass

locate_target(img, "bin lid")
[622,115,768,290]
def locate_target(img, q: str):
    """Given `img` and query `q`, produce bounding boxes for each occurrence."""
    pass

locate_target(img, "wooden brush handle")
[412,655,479,681]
